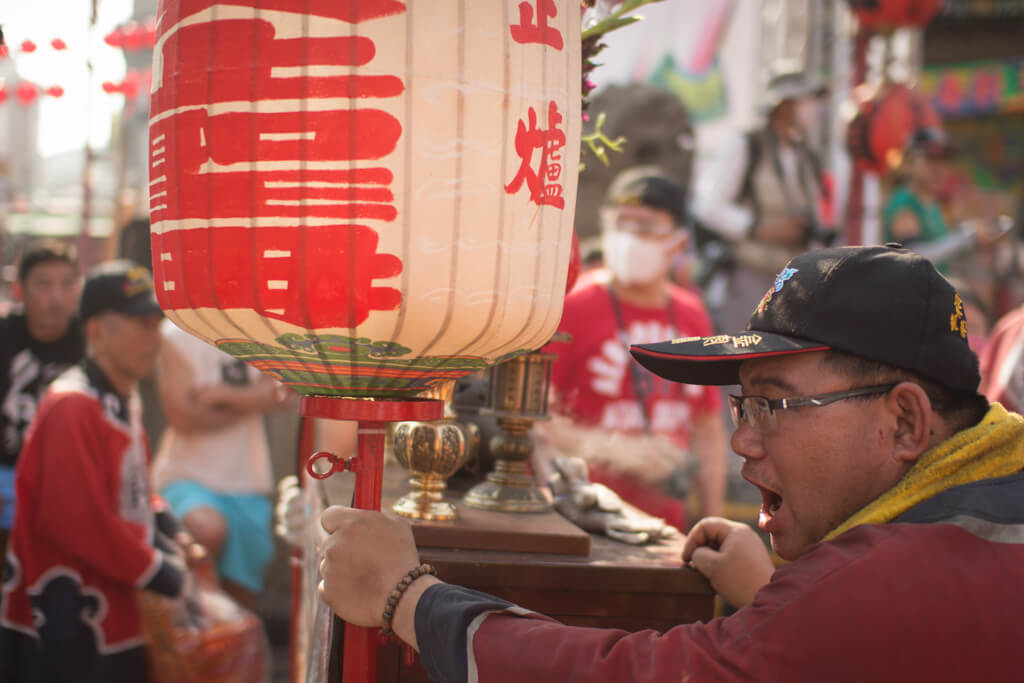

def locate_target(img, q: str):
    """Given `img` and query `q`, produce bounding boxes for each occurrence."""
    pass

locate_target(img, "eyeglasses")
[599,206,678,238]
[728,383,897,434]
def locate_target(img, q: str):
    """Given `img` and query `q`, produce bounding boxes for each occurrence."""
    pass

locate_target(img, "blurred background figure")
[883,127,955,248]
[692,71,835,335]
[0,239,82,572]
[152,317,293,610]
[980,300,1024,415]
[880,127,983,272]
[0,260,185,683]
[539,167,727,533]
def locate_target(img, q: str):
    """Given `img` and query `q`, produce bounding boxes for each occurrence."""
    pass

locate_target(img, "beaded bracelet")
[380,563,438,636]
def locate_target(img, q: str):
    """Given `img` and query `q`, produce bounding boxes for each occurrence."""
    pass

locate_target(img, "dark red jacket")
[416,470,1024,682]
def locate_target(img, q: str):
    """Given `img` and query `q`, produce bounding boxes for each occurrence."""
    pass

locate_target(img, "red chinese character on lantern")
[505,100,566,209]
[509,0,563,50]
[149,3,408,329]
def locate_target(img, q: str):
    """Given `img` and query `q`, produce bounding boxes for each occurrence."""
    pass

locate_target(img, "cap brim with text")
[630,244,981,393]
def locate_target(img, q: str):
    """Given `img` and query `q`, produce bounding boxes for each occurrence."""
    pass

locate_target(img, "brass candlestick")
[391,381,479,520]
[462,350,555,513]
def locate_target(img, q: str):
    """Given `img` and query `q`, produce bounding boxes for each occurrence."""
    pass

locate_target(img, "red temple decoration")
[848,0,943,30]
[15,82,37,106]
[149,2,581,681]
[845,82,942,174]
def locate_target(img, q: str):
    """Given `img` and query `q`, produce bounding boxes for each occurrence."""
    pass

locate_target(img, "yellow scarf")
[825,403,1024,541]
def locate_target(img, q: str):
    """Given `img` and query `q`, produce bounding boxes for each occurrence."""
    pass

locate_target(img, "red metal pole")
[290,416,316,683]
[299,397,442,683]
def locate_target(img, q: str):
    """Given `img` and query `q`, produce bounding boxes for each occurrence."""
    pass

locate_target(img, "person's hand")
[682,517,774,608]
[255,375,295,412]
[275,475,320,548]
[318,506,422,628]
[754,217,807,246]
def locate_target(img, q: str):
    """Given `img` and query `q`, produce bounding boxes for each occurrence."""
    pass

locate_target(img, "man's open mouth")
[758,486,783,531]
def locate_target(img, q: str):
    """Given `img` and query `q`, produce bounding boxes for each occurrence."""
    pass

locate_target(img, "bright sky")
[3,0,133,157]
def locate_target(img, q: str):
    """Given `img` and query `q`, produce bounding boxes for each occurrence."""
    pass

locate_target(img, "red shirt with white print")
[543,277,720,529]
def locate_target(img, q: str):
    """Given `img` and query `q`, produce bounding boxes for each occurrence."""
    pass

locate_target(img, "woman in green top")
[883,128,952,245]
[881,128,977,272]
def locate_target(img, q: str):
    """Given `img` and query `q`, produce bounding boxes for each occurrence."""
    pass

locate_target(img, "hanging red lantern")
[149,2,580,680]
[121,22,145,52]
[51,38,68,51]
[45,85,64,98]
[845,82,942,174]
[0,45,8,59]
[103,28,124,48]
[849,0,942,30]
[0,85,7,104]
[143,18,157,48]
[15,82,38,106]
[20,40,37,54]
[122,72,140,99]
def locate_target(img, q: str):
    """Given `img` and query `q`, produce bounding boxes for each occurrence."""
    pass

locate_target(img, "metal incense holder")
[391,381,479,520]
[463,350,555,513]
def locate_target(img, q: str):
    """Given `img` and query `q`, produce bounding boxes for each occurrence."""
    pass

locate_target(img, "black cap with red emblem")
[630,244,981,393]
[80,260,164,322]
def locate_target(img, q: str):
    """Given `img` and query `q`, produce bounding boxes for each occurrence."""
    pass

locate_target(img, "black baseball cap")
[606,167,686,226]
[80,260,164,322]
[630,245,981,393]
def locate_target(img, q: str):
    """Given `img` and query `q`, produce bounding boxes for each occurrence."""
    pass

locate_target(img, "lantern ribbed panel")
[149,1,581,398]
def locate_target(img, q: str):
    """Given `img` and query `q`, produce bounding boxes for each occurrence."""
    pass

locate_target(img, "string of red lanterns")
[102,19,157,52]
[0,16,155,60]
[0,70,149,107]
[0,81,68,105]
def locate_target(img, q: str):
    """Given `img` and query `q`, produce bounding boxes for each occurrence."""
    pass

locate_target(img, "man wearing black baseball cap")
[313,244,1024,681]
[0,260,186,682]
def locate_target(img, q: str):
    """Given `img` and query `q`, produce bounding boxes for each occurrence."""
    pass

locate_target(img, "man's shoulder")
[43,366,106,413]
[0,311,27,346]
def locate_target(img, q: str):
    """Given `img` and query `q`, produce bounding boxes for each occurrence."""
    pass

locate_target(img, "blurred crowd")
[0,66,1023,683]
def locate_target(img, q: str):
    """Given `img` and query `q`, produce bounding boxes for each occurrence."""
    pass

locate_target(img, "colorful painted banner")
[920,58,1024,119]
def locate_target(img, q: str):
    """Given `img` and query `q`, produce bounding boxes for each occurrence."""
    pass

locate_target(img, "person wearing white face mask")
[537,168,728,534]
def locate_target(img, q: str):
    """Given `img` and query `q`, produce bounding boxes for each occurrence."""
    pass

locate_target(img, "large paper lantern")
[149,3,580,681]
[150,0,581,401]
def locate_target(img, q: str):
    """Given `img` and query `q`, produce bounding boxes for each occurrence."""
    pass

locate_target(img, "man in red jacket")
[0,261,187,683]
[318,245,1024,682]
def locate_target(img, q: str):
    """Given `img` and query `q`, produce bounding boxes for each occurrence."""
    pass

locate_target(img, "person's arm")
[156,336,244,434]
[535,414,683,484]
[681,517,774,607]
[320,505,928,682]
[192,373,294,415]
[692,136,754,242]
[26,396,186,598]
[689,412,727,519]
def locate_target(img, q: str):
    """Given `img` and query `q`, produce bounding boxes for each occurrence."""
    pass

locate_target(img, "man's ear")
[886,382,933,463]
